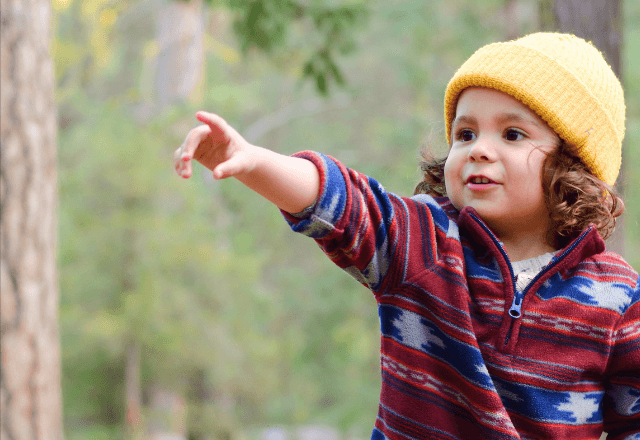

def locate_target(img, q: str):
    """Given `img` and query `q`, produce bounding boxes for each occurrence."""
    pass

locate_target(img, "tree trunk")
[550,0,626,258]
[125,341,144,440]
[553,0,622,72]
[538,0,558,31]
[0,0,62,438]
[504,0,520,40]
[147,385,187,440]
[154,0,205,109]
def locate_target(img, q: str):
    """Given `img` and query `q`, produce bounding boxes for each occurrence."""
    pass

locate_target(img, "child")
[174,33,640,439]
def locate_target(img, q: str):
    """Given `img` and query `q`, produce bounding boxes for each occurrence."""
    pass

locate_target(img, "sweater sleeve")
[280,151,409,294]
[603,276,640,439]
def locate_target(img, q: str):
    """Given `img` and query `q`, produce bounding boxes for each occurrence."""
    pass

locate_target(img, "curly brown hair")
[414,143,625,249]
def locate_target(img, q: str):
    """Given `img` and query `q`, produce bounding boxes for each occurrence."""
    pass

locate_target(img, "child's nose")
[467,137,496,162]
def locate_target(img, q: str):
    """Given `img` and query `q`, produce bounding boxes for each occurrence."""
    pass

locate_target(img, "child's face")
[444,87,561,241]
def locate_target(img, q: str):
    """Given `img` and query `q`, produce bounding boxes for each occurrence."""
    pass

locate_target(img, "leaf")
[315,72,328,95]
[302,59,315,78]
[326,55,344,85]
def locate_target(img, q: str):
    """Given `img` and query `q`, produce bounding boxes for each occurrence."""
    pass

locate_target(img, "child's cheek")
[443,157,462,209]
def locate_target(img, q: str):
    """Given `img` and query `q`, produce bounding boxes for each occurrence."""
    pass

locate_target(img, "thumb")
[212,151,252,180]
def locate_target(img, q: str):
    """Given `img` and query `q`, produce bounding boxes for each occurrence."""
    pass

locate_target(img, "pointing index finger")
[196,111,231,136]
[196,111,222,127]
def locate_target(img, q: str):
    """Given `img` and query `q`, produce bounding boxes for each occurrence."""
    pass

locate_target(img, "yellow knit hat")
[444,32,625,185]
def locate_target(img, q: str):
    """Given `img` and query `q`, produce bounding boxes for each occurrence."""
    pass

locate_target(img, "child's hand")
[174,111,255,180]
[174,111,320,213]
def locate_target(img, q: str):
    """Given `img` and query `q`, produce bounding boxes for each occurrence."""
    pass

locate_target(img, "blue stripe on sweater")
[493,376,603,425]
[379,304,495,391]
[463,246,504,283]
[411,194,451,234]
[286,154,347,239]
[369,176,394,252]
[607,384,640,416]
[317,154,347,225]
[536,274,634,314]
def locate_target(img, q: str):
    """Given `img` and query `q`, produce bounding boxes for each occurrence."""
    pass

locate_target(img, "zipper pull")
[509,294,522,318]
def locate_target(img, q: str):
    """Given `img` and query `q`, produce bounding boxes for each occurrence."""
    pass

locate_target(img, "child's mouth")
[466,175,499,190]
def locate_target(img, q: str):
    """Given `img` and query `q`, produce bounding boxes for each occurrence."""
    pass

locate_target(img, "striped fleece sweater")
[282,152,640,440]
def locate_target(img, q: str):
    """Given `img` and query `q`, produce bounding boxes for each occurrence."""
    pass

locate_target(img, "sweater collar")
[456,206,605,270]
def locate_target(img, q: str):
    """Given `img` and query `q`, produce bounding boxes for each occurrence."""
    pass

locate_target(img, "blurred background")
[1,0,638,439]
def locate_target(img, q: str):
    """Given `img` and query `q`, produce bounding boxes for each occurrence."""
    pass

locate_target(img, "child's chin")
[462,201,499,216]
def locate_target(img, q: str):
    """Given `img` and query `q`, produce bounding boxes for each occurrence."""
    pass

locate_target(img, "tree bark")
[553,0,622,73]
[550,0,625,258]
[147,385,187,440]
[154,0,205,109]
[538,0,558,31]
[504,0,520,40]
[125,341,144,440]
[0,0,62,438]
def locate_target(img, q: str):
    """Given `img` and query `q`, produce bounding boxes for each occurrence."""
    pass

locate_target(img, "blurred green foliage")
[225,0,368,94]
[53,0,640,439]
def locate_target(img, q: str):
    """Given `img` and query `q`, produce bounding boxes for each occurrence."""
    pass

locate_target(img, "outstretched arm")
[174,111,320,214]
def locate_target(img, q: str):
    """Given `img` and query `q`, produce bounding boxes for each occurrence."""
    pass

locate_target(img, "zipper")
[468,213,517,314]
[468,214,592,347]
[508,293,523,318]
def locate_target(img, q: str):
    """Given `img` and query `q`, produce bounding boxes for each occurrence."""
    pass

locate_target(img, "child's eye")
[457,129,476,142]
[505,129,525,141]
